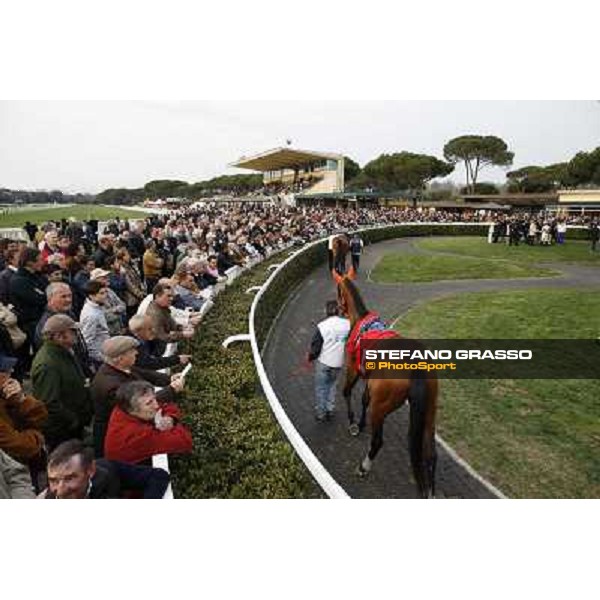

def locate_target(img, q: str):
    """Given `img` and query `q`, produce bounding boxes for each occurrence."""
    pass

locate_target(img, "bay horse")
[333,273,438,498]
[330,233,355,278]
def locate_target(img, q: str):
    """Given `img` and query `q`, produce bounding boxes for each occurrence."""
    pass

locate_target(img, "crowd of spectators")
[489,213,596,247]
[0,201,598,498]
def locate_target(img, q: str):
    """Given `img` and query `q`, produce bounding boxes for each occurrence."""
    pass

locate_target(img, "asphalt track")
[262,237,600,499]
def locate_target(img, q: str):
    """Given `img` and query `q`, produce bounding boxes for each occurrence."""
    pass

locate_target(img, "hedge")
[171,253,324,498]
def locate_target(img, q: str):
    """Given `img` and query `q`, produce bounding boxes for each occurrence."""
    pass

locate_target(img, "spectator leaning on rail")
[104,380,193,464]
[31,315,92,451]
[128,314,191,371]
[172,266,210,312]
[145,282,198,344]
[91,336,184,458]
[307,300,351,422]
[39,439,170,499]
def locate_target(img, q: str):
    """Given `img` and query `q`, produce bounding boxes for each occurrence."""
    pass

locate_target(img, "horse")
[330,233,355,278]
[333,273,438,498]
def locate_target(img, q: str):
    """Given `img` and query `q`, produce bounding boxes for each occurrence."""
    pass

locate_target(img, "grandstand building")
[556,189,600,214]
[231,147,345,196]
[462,190,600,215]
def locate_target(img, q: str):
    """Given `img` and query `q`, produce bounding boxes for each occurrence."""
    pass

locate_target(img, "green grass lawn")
[0,205,150,228]
[395,289,600,498]
[370,253,557,283]
[416,236,600,264]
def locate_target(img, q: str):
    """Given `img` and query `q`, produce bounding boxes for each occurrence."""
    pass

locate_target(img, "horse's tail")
[408,371,438,498]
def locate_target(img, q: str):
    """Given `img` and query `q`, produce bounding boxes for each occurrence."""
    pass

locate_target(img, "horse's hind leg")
[357,414,384,477]
[358,385,370,433]
[343,369,359,436]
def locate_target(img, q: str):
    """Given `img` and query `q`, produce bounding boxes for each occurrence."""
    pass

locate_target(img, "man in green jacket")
[31,314,92,451]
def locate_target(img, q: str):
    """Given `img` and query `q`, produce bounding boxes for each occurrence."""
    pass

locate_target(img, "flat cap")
[102,336,140,359]
[90,268,111,280]
[43,314,79,335]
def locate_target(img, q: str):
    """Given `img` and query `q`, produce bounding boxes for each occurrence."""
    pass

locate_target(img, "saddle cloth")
[346,312,397,373]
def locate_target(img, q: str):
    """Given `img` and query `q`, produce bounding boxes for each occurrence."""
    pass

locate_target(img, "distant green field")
[370,253,557,283]
[416,236,600,264]
[0,205,151,228]
[395,289,600,498]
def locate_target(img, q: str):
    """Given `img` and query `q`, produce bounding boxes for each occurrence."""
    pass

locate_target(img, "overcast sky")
[1,100,598,194]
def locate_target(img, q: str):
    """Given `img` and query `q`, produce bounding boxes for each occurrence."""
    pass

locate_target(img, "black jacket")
[8,268,48,333]
[134,338,180,371]
[217,251,236,275]
[0,267,16,305]
[93,247,113,269]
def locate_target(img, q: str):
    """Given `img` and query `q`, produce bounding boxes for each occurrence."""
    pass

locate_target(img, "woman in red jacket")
[104,380,192,464]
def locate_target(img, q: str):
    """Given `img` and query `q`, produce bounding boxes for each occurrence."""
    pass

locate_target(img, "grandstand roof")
[231,147,343,172]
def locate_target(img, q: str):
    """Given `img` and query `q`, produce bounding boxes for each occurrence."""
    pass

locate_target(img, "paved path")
[262,237,600,498]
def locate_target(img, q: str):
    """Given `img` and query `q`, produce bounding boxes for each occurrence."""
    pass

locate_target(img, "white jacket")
[317,316,351,368]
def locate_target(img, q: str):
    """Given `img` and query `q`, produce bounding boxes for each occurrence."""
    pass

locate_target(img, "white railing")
[153,341,178,499]
[248,237,351,499]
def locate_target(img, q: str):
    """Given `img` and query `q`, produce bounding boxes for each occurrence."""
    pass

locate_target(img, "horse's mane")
[341,277,369,319]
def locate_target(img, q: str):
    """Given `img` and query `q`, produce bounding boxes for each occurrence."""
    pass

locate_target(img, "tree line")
[0,189,95,206]
[345,138,600,197]
[2,138,599,206]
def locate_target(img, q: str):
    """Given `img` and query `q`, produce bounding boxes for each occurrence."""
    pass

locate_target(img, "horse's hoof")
[348,424,360,437]
[356,465,368,477]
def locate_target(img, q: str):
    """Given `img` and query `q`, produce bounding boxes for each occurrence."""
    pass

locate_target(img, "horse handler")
[349,233,364,272]
[307,301,350,422]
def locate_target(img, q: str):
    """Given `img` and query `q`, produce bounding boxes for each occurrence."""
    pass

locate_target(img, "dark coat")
[31,341,92,450]
[0,267,16,305]
[217,251,236,275]
[127,234,146,260]
[93,247,112,269]
[8,268,48,336]
[134,338,179,371]
[90,363,174,458]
